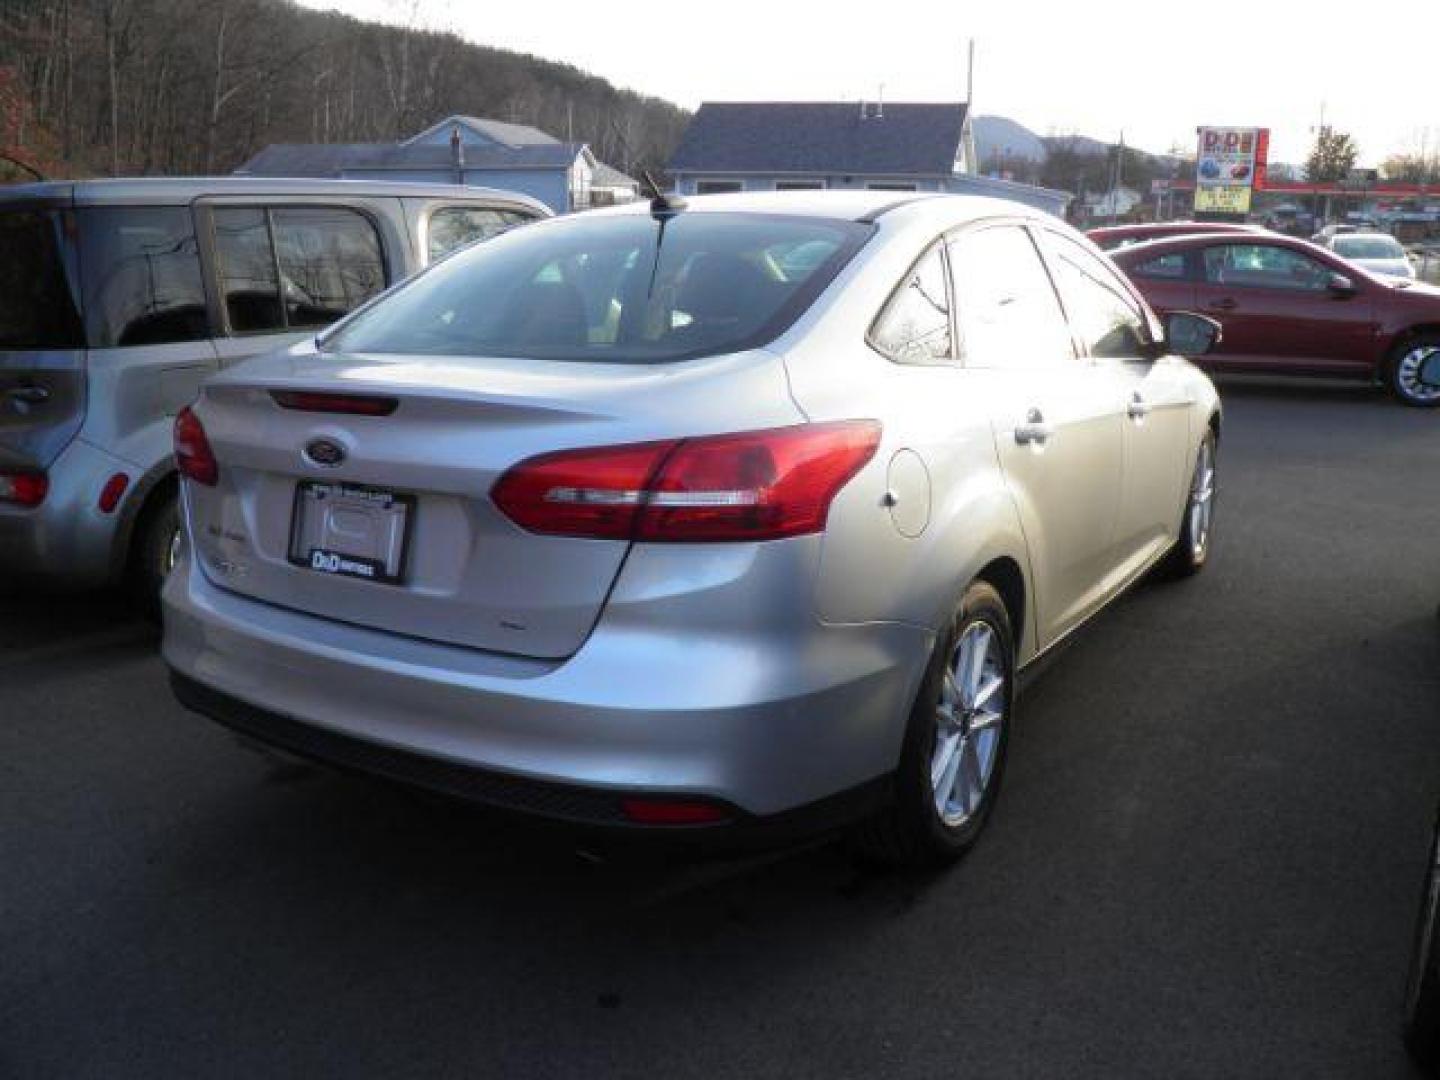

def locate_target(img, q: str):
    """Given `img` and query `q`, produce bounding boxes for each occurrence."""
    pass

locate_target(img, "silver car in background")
[0,178,545,603]
[164,191,1222,863]
[1325,231,1417,280]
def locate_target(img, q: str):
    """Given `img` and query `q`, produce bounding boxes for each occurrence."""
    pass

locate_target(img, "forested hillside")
[0,0,691,182]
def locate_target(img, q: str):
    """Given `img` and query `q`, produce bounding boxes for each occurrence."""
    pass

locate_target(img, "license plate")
[288,481,414,585]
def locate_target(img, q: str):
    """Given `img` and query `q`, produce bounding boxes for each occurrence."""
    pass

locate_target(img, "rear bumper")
[0,438,131,588]
[162,549,933,821]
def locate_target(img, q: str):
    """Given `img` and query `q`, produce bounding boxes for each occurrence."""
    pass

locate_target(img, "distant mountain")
[973,115,1048,165]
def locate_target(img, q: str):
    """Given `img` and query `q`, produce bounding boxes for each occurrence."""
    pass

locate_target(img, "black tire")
[1405,803,1440,1071]
[1162,429,1217,579]
[1386,335,1440,408]
[127,486,180,616]
[853,580,1015,868]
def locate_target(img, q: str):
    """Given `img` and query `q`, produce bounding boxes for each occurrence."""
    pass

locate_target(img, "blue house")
[668,101,1070,216]
[237,116,640,214]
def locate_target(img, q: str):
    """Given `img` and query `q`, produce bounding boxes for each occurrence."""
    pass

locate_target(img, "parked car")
[1406,803,1440,1071]
[163,191,1223,864]
[1112,232,1440,406]
[1087,221,1263,251]
[1324,231,1417,280]
[0,177,547,603]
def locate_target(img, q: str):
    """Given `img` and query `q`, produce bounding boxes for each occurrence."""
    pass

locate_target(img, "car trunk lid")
[183,346,802,658]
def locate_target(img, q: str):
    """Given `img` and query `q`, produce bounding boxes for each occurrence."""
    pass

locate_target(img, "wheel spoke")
[960,625,991,706]
[931,731,961,794]
[968,705,1003,734]
[972,673,1005,711]
[955,737,985,814]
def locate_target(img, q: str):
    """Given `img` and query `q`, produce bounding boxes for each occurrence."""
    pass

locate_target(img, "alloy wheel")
[930,621,1007,827]
[1397,345,1440,404]
[1188,440,1216,559]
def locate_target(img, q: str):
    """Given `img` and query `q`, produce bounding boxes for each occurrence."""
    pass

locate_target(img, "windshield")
[0,209,84,350]
[321,211,873,363]
[1334,236,1405,260]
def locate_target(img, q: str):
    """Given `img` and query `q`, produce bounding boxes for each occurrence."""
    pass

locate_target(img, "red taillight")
[98,472,130,513]
[492,421,881,542]
[0,470,48,507]
[174,406,218,486]
[620,798,732,825]
[271,390,398,416]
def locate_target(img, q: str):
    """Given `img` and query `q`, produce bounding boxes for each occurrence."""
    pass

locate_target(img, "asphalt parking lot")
[3,376,1438,1079]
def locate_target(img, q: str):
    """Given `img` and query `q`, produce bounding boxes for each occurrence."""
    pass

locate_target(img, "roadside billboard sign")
[1195,127,1269,214]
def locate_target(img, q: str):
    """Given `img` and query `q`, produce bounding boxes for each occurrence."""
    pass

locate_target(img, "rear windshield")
[320,211,873,363]
[0,209,84,349]
[1334,235,1404,260]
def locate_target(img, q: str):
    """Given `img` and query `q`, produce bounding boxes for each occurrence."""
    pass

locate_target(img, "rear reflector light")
[271,390,398,416]
[0,470,48,507]
[492,421,881,542]
[620,798,732,825]
[174,406,218,486]
[98,472,130,513]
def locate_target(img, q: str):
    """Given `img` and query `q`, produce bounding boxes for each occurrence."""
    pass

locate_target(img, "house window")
[775,181,825,191]
[696,181,743,195]
[867,183,917,192]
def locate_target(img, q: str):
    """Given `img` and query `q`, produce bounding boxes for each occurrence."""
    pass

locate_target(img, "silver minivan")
[0,177,546,601]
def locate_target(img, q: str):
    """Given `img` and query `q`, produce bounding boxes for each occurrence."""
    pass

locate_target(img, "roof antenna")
[642,169,686,218]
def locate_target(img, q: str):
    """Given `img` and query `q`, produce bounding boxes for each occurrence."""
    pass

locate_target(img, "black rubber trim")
[169,670,890,845]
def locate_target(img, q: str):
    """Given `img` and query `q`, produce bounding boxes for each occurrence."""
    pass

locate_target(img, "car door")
[948,222,1125,648]
[1193,240,1376,375]
[197,200,397,368]
[1040,227,1193,578]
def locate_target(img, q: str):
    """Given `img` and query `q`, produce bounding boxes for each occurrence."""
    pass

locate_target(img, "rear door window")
[427,207,534,261]
[79,206,209,347]
[0,209,83,349]
[948,225,1074,369]
[212,205,387,334]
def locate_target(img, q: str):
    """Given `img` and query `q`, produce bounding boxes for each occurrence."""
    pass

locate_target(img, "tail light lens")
[174,406,218,486]
[0,470,48,507]
[271,390,398,416]
[493,421,881,542]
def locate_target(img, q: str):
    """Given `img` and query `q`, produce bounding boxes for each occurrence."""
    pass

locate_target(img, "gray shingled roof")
[592,161,638,189]
[237,141,584,176]
[668,102,969,176]
[404,116,560,147]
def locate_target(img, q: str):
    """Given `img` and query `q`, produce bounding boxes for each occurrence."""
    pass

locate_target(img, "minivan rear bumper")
[0,438,131,588]
[162,546,933,821]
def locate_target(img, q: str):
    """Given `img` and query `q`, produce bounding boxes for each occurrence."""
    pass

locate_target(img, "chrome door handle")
[1208,298,1237,312]
[1127,394,1150,420]
[1014,409,1053,446]
[4,385,49,405]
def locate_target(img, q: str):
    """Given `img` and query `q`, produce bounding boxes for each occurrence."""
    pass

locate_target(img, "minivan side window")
[212,205,386,334]
[869,244,952,365]
[80,207,209,348]
[0,209,84,349]
[1042,231,1151,359]
[428,207,533,261]
[948,225,1073,369]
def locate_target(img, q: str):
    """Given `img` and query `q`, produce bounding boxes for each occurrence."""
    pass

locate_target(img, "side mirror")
[1327,272,1357,297]
[1163,311,1222,358]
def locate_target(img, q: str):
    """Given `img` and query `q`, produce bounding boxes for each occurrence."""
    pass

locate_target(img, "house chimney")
[876,84,884,119]
[450,124,465,185]
[859,99,868,121]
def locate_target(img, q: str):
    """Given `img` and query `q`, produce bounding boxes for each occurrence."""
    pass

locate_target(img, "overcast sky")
[297,0,1439,167]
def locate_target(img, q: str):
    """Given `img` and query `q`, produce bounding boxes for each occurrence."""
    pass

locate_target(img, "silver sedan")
[163,191,1222,864]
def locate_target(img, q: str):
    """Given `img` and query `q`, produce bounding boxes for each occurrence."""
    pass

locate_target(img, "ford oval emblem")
[305,438,346,467]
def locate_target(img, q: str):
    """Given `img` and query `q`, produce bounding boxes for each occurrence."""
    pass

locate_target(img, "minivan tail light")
[492,421,881,542]
[271,390,398,416]
[0,470,48,508]
[174,406,218,486]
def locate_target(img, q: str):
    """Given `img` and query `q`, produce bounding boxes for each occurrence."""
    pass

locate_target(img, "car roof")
[1090,221,1257,238]
[0,176,550,214]
[1331,232,1398,243]
[581,189,1051,227]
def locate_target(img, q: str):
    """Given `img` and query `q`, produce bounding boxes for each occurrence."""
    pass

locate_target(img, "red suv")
[1111,233,1440,406]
